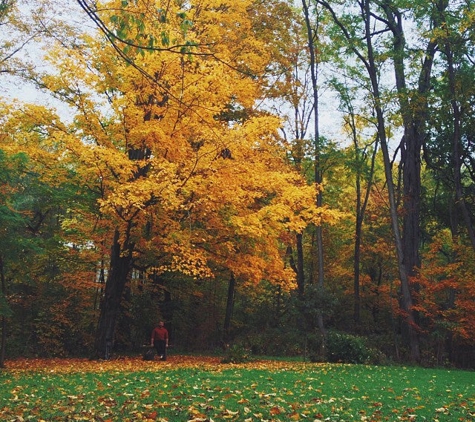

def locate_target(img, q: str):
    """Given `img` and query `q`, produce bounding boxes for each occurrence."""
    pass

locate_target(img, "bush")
[221,344,252,363]
[326,331,371,364]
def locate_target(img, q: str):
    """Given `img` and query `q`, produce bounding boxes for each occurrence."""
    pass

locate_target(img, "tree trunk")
[360,0,421,361]
[302,0,326,344]
[223,272,235,346]
[94,228,133,359]
[383,3,424,282]
[381,0,448,361]
[350,114,378,328]
[296,233,305,296]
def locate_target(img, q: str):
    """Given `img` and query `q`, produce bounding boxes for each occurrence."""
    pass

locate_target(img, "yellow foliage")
[0,0,338,291]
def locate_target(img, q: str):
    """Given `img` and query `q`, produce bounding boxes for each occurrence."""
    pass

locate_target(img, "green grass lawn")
[1,356,474,421]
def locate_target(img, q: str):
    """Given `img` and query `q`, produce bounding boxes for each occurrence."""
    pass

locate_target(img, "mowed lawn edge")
[1,356,474,421]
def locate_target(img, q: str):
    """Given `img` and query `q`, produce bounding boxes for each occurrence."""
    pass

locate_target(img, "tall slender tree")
[302,0,327,346]
[311,0,451,361]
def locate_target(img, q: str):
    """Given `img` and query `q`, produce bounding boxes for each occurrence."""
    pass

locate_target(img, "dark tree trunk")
[359,0,421,361]
[93,95,154,359]
[353,227,361,326]
[400,128,423,361]
[302,0,326,346]
[296,233,305,296]
[223,272,235,346]
[351,122,378,328]
[381,0,449,362]
[94,228,133,359]
[384,6,425,335]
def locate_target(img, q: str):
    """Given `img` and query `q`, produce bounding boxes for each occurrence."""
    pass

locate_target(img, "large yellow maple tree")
[2,0,333,358]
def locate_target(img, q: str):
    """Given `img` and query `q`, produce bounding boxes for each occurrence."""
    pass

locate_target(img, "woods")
[0,0,474,369]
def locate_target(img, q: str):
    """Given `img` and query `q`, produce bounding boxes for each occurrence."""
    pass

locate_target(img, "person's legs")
[154,340,166,359]
[153,340,161,356]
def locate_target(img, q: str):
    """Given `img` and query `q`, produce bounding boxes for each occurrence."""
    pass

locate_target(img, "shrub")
[221,344,252,363]
[326,331,371,364]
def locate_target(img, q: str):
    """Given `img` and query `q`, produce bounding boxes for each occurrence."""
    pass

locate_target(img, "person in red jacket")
[150,321,169,361]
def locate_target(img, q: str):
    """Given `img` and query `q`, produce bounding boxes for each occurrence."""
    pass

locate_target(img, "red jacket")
[151,326,168,342]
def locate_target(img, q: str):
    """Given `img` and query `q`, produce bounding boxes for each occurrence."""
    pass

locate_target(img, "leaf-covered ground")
[1,355,474,421]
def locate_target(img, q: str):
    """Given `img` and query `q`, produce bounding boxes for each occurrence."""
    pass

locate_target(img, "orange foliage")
[0,0,334,293]
[413,229,475,343]
[4,355,313,374]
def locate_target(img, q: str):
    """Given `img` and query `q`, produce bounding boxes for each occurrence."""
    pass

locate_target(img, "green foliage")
[326,331,372,364]
[299,285,339,330]
[221,344,252,364]
[0,0,13,20]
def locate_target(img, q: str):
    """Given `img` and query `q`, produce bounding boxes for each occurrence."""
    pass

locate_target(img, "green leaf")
[161,31,169,46]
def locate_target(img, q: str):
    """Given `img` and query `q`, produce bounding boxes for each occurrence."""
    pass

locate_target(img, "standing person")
[150,321,169,361]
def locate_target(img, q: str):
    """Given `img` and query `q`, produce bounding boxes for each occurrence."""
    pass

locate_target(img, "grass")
[0,355,474,421]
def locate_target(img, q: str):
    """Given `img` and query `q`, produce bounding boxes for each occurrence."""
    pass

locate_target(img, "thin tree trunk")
[302,0,325,342]
[359,0,420,361]
[353,139,377,327]
[223,272,235,346]
[296,233,305,296]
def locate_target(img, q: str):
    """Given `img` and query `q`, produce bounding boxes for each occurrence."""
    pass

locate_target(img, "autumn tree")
[413,2,475,364]
[310,0,458,362]
[415,230,475,366]
[1,0,327,359]
[331,77,379,328]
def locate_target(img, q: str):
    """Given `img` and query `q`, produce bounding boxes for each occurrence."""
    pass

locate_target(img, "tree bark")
[302,0,326,343]
[223,272,235,346]
[381,0,448,361]
[94,228,133,359]
[353,138,377,328]
[360,0,421,361]
[296,233,305,296]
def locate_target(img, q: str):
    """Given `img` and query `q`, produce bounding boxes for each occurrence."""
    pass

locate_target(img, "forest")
[0,0,474,369]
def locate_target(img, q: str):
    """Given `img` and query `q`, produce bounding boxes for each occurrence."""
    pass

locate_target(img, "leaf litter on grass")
[1,356,474,421]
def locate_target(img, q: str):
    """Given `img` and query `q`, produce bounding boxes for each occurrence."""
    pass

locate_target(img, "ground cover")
[0,355,474,421]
